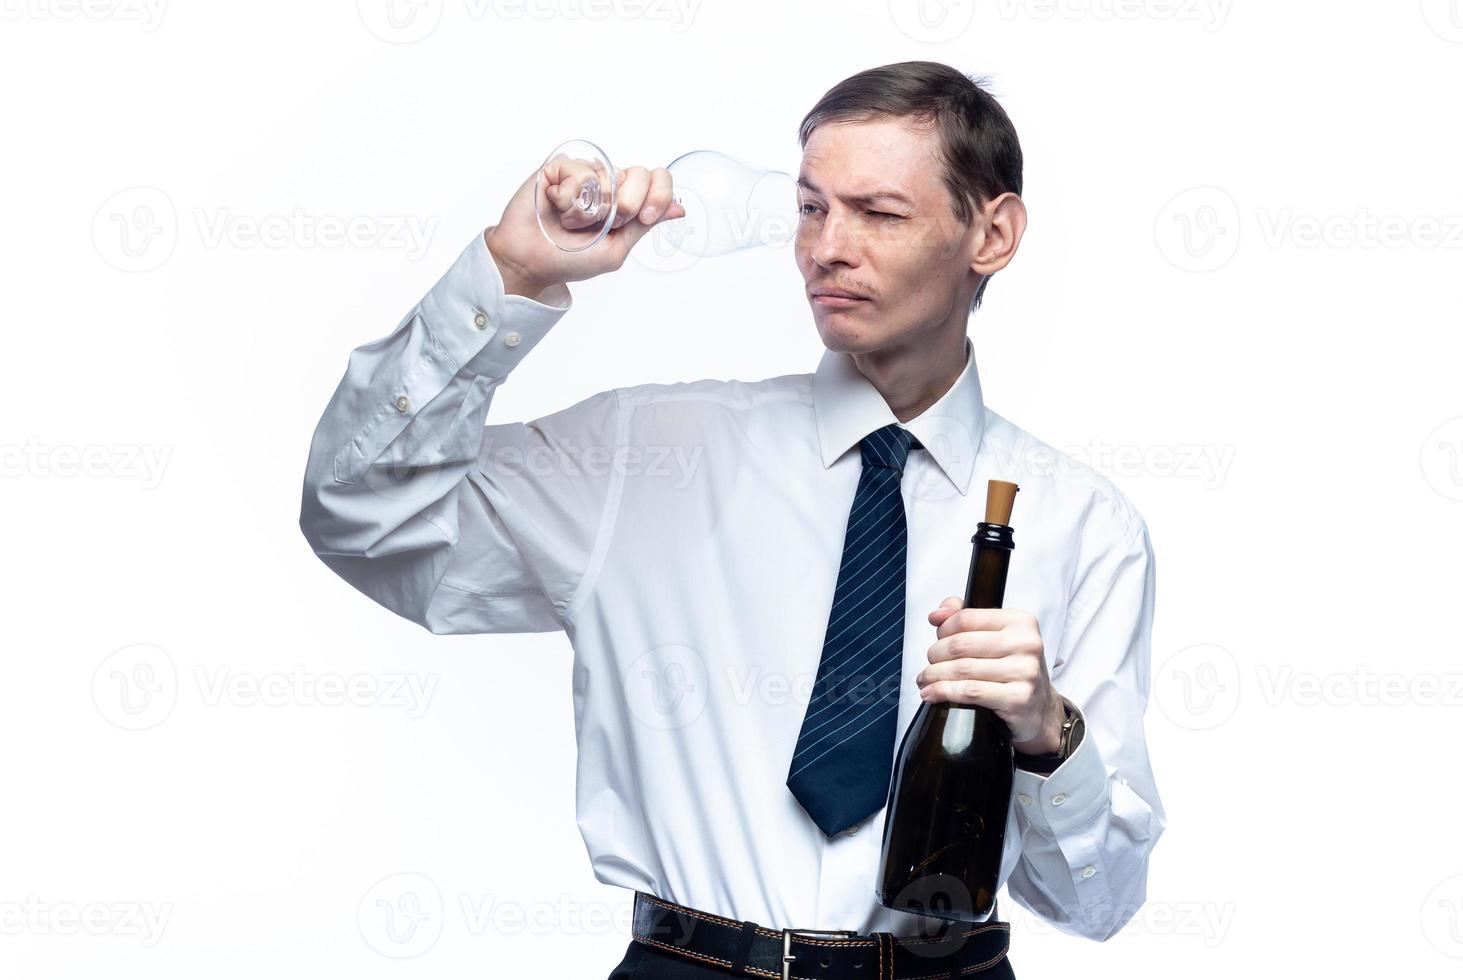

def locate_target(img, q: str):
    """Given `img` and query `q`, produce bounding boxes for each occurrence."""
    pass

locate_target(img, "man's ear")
[970,192,1027,277]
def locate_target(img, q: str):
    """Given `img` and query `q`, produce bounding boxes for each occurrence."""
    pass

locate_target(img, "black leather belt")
[630,890,1011,980]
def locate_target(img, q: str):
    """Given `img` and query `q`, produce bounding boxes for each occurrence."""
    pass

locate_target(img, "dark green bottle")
[876,480,1019,922]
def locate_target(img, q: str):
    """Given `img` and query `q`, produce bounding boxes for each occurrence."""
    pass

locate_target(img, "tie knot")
[860,424,921,473]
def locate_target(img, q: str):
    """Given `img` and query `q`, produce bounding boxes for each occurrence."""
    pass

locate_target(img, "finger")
[927,596,963,625]
[917,656,1023,688]
[927,630,1004,664]
[919,678,1009,708]
[542,155,611,230]
[612,166,653,229]
[638,167,676,225]
[935,606,1019,640]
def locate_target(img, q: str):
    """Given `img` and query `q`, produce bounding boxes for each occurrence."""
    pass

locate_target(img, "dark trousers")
[604,936,1018,979]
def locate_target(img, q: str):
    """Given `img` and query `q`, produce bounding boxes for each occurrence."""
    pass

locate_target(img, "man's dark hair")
[797,61,1024,313]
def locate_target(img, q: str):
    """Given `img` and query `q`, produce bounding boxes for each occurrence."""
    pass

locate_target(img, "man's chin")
[813,315,882,355]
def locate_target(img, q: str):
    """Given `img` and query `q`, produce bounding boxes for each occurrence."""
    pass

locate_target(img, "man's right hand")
[484,159,686,299]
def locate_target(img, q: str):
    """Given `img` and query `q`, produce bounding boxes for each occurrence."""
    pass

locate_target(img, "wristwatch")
[1012,697,1085,775]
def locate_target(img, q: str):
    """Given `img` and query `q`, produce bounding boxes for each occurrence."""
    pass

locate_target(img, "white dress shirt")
[299,232,1167,942]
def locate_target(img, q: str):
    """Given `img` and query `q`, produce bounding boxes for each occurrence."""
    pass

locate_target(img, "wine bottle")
[876,479,1020,923]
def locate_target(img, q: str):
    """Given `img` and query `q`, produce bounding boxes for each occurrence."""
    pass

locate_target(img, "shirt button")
[1080,865,1096,879]
[503,330,521,348]
[1017,794,1032,806]
[845,823,859,836]
[394,395,410,412]
[1051,793,1067,806]
[473,311,488,329]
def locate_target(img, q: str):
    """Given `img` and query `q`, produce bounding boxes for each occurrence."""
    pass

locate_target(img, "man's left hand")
[916,596,1065,754]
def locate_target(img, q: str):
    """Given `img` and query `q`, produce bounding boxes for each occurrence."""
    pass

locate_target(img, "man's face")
[795,115,975,355]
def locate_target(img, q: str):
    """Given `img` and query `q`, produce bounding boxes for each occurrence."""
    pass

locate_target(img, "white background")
[3,1,1462,977]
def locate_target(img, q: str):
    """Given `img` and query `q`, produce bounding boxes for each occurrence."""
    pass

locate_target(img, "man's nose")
[811,211,859,268]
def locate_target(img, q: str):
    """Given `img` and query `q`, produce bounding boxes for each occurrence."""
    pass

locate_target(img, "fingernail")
[642,207,658,223]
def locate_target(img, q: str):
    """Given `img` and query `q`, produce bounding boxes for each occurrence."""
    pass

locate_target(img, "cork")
[983,479,1020,525]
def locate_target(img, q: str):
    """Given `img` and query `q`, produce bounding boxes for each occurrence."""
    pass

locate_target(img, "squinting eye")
[798,203,821,215]
[867,210,902,220]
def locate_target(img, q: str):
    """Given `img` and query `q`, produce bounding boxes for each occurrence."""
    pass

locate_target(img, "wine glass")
[534,139,798,259]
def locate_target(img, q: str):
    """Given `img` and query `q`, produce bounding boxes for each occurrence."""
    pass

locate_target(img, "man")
[300,60,1165,980]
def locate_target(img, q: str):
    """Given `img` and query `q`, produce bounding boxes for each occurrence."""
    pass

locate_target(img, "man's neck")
[849,329,967,424]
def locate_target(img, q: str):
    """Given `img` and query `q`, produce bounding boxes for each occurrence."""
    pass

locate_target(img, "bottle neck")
[963,522,1015,609]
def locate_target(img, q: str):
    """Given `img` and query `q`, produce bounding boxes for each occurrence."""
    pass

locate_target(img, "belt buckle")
[781,927,859,980]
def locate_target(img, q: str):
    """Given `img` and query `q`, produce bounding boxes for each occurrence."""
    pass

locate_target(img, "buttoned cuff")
[420,231,572,381]
[1011,700,1109,835]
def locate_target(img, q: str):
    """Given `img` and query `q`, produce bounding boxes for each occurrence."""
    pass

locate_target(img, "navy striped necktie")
[787,423,922,837]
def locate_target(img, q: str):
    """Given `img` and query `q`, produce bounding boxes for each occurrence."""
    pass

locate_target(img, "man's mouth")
[810,287,870,308]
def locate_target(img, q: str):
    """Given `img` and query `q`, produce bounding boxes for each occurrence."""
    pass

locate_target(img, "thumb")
[927,595,963,624]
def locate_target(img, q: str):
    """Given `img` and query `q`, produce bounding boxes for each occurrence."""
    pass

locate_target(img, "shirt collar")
[812,335,986,496]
